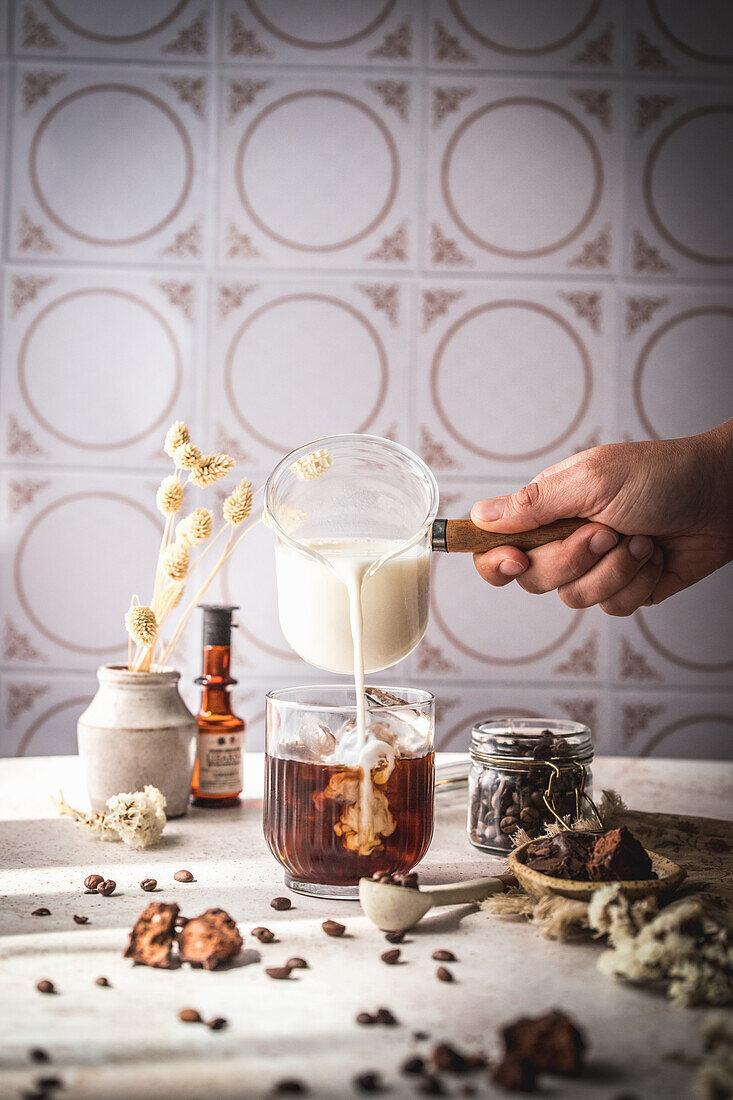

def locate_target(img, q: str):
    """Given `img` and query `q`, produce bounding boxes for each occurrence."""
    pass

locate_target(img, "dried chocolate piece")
[36,980,56,994]
[84,874,104,891]
[97,879,116,896]
[124,902,179,969]
[252,926,277,943]
[178,1008,202,1023]
[588,826,654,882]
[140,878,157,892]
[178,908,243,970]
[492,1053,537,1092]
[270,897,292,911]
[322,919,345,937]
[174,869,195,883]
[436,966,454,983]
[431,950,456,962]
[523,832,597,881]
[32,908,50,917]
[380,949,401,965]
[73,915,88,925]
[501,1011,585,1077]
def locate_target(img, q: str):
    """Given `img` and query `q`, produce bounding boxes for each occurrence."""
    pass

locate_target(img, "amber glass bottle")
[191,605,244,807]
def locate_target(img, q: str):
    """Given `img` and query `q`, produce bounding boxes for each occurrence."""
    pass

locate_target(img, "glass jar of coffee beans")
[467,718,594,854]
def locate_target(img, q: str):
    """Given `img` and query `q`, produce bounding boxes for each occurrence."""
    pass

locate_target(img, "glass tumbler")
[264,686,435,899]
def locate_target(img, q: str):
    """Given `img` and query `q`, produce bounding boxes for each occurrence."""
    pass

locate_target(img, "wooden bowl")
[508,840,686,901]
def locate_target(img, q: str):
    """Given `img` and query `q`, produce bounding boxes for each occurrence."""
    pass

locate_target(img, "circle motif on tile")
[442,98,602,258]
[17,697,92,756]
[224,294,388,452]
[446,0,601,55]
[235,91,398,252]
[15,492,161,653]
[644,106,733,265]
[648,0,733,64]
[432,555,585,665]
[641,714,733,758]
[636,566,733,673]
[431,301,592,461]
[30,85,193,247]
[18,289,182,450]
[633,307,733,440]
[244,0,396,49]
[41,0,190,43]
[221,519,297,661]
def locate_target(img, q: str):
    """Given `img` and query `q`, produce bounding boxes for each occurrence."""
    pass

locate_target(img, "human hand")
[470,422,733,616]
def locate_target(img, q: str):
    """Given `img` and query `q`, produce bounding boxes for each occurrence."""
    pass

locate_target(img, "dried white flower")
[125,605,158,648]
[223,479,253,526]
[162,542,189,580]
[177,508,212,546]
[190,453,236,487]
[156,475,184,516]
[163,421,189,459]
[174,442,201,470]
[290,448,332,481]
[53,785,167,849]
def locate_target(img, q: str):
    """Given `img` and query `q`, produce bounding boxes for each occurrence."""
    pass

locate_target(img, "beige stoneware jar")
[77,665,197,818]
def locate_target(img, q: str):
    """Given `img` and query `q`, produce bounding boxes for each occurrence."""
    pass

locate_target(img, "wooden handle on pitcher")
[431,517,589,553]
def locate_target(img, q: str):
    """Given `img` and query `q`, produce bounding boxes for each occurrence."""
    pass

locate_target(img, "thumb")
[471,466,592,533]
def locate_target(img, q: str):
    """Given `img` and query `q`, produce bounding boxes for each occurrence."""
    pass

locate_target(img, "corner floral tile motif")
[612,691,733,760]
[416,280,613,480]
[430,684,610,753]
[13,1,213,61]
[0,472,164,671]
[429,0,621,73]
[218,74,416,269]
[625,85,733,277]
[207,277,409,473]
[10,64,208,263]
[0,672,96,756]
[0,267,197,468]
[426,77,620,274]
[618,285,733,444]
[221,0,418,66]
[413,481,608,685]
[626,0,733,80]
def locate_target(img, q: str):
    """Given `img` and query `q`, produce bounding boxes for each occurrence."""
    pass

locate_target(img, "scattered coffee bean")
[34,1076,63,1090]
[385,930,405,944]
[178,1008,202,1023]
[265,967,293,981]
[273,1081,307,1095]
[84,874,104,891]
[416,1075,445,1095]
[436,967,454,983]
[73,915,88,925]
[207,1017,228,1030]
[140,878,157,892]
[36,980,56,995]
[355,1071,383,1092]
[431,950,456,963]
[252,926,276,943]
[356,1012,376,1026]
[29,1049,50,1064]
[20,1089,46,1099]
[413,1031,430,1042]
[95,977,111,987]
[375,1008,398,1026]
[31,908,50,917]
[270,897,292,911]
[322,920,345,938]
[286,957,308,970]
[174,870,194,883]
[371,870,419,889]
[97,879,116,896]
[461,1086,477,1097]
[401,1057,426,1076]
[432,1043,485,1074]
[380,949,401,965]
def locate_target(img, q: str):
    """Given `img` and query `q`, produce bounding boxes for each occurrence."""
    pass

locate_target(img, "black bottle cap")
[199,604,239,648]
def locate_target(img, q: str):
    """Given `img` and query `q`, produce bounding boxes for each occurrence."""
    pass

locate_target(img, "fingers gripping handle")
[431,517,588,554]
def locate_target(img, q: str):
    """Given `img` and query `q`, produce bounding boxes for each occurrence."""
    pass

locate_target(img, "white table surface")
[1,753,731,1099]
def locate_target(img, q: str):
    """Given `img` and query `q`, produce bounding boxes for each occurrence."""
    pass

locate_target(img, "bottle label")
[197,732,243,795]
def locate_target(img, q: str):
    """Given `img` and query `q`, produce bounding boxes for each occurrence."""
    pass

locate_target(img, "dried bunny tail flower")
[185,507,213,544]
[223,479,253,526]
[156,475,184,516]
[174,442,202,470]
[162,542,189,580]
[189,453,235,487]
[175,516,192,546]
[162,583,184,610]
[163,421,189,459]
[125,605,158,648]
[290,448,332,481]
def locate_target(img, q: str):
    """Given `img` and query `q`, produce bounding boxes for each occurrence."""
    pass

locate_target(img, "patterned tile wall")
[0,0,731,761]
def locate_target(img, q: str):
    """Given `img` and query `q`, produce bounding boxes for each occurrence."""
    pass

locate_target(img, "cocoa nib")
[501,1011,586,1077]
[177,908,243,971]
[124,902,179,969]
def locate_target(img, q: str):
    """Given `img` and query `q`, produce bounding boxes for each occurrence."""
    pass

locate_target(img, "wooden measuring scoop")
[358,872,516,933]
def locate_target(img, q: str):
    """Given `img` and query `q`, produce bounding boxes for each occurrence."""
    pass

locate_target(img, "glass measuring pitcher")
[264,434,439,674]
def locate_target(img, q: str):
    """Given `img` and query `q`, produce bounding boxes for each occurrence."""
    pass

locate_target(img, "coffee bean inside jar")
[467,718,594,854]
